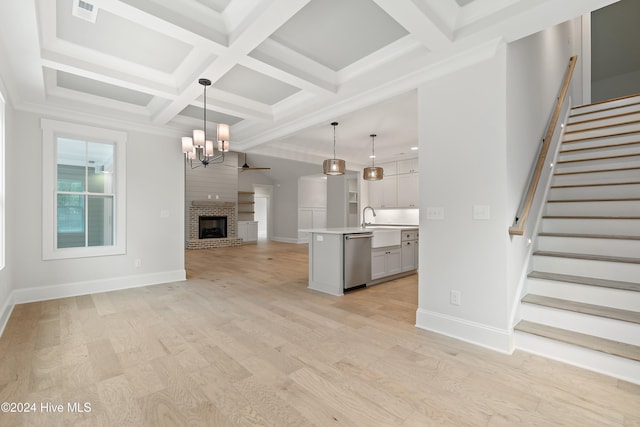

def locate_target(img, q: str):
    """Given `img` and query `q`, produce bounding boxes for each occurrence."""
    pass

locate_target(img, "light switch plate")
[426,207,445,220]
[472,205,490,220]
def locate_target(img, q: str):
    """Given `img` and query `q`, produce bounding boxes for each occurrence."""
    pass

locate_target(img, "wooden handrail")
[509,56,577,236]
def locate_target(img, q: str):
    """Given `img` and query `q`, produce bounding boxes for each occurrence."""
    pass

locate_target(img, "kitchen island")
[302,226,418,296]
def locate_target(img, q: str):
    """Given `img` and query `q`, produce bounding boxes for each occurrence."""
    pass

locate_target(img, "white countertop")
[300,226,418,235]
[300,227,371,234]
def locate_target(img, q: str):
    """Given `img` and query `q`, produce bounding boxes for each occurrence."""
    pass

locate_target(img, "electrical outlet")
[134,259,142,268]
[450,290,461,306]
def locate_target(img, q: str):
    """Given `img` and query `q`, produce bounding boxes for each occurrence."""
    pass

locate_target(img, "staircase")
[514,93,640,384]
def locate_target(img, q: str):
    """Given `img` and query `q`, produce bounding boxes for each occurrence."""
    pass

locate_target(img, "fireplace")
[199,216,227,239]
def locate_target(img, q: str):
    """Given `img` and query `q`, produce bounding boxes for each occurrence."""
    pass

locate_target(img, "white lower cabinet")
[401,229,419,272]
[238,221,258,243]
[371,247,402,280]
[401,240,416,271]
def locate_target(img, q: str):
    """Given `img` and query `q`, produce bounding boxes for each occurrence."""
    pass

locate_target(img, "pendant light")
[323,122,346,175]
[363,134,383,180]
[181,78,229,168]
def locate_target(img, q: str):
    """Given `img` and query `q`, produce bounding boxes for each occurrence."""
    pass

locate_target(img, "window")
[42,119,126,260]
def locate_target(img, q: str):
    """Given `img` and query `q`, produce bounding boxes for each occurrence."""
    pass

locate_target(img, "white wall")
[416,19,584,352]
[238,152,322,242]
[505,19,580,323]
[416,44,511,351]
[8,110,185,304]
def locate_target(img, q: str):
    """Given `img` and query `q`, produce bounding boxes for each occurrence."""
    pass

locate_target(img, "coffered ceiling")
[0,0,619,166]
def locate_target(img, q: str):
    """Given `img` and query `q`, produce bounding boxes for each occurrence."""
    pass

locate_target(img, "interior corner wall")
[415,43,511,352]
[8,110,185,304]
[505,19,579,323]
[0,90,14,334]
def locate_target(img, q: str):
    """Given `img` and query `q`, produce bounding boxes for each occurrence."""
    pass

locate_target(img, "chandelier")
[363,134,383,180]
[181,78,230,168]
[323,121,346,175]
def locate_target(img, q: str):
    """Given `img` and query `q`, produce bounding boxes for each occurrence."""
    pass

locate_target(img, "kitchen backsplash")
[372,208,419,225]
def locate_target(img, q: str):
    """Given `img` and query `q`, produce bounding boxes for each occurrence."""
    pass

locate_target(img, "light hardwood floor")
[1,241,638,426]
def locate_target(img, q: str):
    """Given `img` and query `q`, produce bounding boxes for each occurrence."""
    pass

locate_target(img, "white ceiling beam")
[373,0,453,51]
[153,0,311,125]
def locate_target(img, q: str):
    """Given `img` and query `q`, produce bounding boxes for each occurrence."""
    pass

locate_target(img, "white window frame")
[42,119,126,260]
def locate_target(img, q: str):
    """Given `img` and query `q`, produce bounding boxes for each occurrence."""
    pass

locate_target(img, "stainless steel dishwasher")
[343,232,373,290]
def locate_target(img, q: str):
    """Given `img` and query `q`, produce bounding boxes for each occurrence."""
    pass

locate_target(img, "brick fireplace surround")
[186,201,243,249]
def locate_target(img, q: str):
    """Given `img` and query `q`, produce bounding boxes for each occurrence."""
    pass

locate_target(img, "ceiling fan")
[239,153,271,171]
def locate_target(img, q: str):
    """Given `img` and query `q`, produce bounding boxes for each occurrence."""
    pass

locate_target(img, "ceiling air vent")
[72,0,98,23]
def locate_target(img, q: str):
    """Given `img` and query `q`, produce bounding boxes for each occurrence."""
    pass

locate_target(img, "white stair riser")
[548,183,640,200]
[564,124,640,142]
[554,157,640,173]
[521,304,640,346]
[532,255,640,283]
[545,200,640,216]
[558,144,640,161]
[515,331,640,385]
[570,96,640,115]
[541,218,640,235]
[536,236,640,258]
[552,169,640,186]
[569,103,640,122]
[526,278,640,311]
[561,133,640,150]
[566,112,640,132]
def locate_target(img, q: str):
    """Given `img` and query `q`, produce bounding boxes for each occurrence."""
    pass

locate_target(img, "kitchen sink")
[371,229,401,248]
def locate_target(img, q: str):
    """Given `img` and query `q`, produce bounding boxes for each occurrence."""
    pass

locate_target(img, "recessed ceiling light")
[410,146,419,150]
[369,155,376,159]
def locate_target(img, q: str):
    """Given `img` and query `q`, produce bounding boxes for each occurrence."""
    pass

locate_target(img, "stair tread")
[533,250,640,264]
[528,271,640,292]
[543,215,640,220]
[557,153,640,164]
[567,110,640,127]
[538,232,640,241]
[571,94,640,112]
[564,119,640,135]
[515,320,640,362]
[547,197,640,203]
[551,181,640,189]
[554,166,640,175]
[562,130,640,143]
[522,294,640,324]
[559,140,640,154]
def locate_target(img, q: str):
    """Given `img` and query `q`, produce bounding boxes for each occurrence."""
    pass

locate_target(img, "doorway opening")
[253,184,272,241]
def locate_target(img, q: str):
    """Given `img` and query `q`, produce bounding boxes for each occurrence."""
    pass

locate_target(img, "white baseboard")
[12,269,186,305]
[415,308,514,354]
[271,236,306,244]
[0,295,14,339]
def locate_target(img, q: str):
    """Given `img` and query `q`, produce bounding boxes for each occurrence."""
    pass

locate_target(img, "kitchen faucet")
[361,206,376,228]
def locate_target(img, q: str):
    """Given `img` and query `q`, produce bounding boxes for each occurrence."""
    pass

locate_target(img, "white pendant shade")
[192,129,205,147]
[205,140,214,156]
[218,140,230,152]
[217,123,230,143]
[181,136,193,153]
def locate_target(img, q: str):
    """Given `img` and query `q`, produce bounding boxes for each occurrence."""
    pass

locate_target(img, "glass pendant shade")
[182,136,193,153]
[323,122,346,176]
[323,158,346,175]
[187,149,196,160]
[363,133,383,181]
[363,166,383,180]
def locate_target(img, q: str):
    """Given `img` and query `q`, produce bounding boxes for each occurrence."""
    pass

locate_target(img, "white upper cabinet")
[368,158,418,208]
[396,158,419,174]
